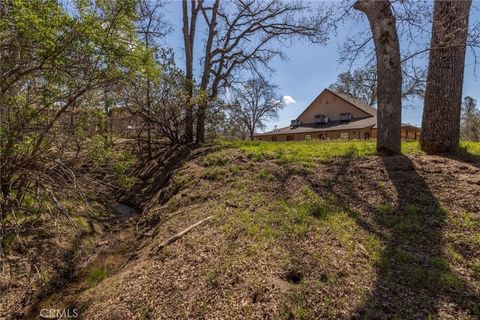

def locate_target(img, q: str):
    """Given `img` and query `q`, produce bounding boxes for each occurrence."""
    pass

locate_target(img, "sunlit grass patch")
[458,141,480,157]
[222,140,480,164]
[257,168,275,181]
[221,185,383,267]
[401,141,424,155]
[225,140,378,164]
[457,211,478,229]
[202,152,231,167]
[202,167,227,181]
[228,164,240,176]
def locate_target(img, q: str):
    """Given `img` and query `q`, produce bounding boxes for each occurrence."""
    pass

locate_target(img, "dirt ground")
[2,146,480,319]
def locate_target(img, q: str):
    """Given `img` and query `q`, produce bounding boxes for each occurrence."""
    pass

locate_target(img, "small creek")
[26,203,138,320]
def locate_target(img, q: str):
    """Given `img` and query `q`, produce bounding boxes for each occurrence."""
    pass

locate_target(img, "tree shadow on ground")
[352,155,480,319]
[453,146,480,168]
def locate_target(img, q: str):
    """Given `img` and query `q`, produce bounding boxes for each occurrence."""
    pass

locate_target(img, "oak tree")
[353,0,402,155]
[420,0,473,153]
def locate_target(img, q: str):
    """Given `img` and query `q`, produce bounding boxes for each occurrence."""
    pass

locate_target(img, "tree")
[182,0,200,143]
[337,1,433,104]
[135,0,169,157]
[190,0,331,144]
[353,0,402,155]
[461,96,480,141]
[125,51,188,145]
[329,67,377,106]
[420,0,472,153]
[0,0,155,213]
[329,65,425,107]
[229,78,285,140]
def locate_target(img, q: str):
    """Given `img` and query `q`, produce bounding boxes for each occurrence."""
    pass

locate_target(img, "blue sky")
[162,1,480,132]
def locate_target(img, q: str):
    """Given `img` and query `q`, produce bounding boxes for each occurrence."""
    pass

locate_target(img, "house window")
[340,132,349,140]
[314,114,328,124]
[305,134,312,140]
[286,135,294,141]
[339,112,352,121]
[272,136,277,142]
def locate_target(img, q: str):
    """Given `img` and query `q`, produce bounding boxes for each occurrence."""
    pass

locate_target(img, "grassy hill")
[5,140,480,319]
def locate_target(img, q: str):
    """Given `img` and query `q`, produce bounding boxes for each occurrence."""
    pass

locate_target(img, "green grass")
[225,140,378,163]
[257,168,275,181]
[221,140,480,164]
[472,260,480,279]
[460,211,478,229]
[86,266,110,284]
[202,167,227,181]
[459,140,480,156]
[222,140,428,164]
[378,202,394,215]
[1,233,20,254]
[202,152,230,167]
[74,216,92,233]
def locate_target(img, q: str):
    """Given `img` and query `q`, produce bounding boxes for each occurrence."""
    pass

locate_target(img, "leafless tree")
[136,0,170,157]
[420,0,473,153]
[124,52,188,145]
[329,67,378,106]
[190,0,332,144]
[229,78,285,140]
[182,0,201,143]
[329,65,425,107]
[137,0,170,47]
[354,0,402,155]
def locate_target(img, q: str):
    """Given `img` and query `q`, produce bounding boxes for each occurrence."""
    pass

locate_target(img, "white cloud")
[283,95,296,104]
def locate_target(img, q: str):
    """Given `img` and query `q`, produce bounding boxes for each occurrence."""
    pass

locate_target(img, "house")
[254,88,420,141]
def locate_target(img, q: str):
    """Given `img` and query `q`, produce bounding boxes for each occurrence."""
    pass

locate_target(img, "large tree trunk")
[354,0,402,155]
[196,102,207,144]
[182,0,198,144]
[196,0,219,144]
[420,0,472,154]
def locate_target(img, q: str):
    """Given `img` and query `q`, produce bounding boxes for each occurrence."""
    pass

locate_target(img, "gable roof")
[254,119,420,137]
[296,88,377,121]
[329,89,378,117]
[255,117,377,136]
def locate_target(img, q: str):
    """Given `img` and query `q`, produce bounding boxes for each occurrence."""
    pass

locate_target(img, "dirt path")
[25,203,139,320]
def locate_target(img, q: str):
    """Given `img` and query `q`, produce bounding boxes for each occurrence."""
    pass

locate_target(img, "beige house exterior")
[254,89,420,141]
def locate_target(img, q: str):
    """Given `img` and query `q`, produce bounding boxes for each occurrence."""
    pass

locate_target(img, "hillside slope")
[31,142,480,319]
